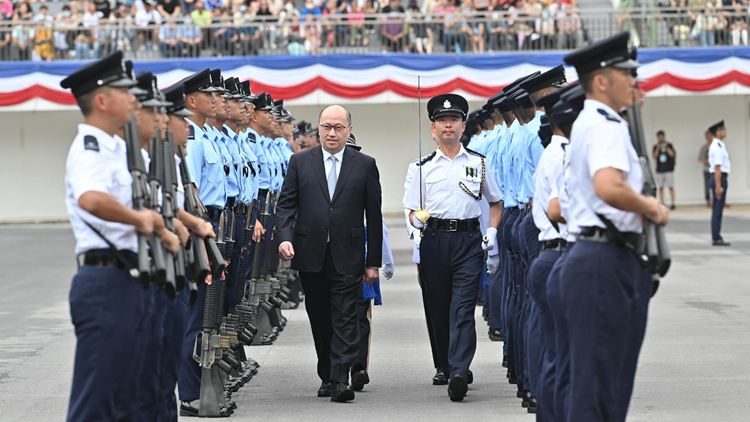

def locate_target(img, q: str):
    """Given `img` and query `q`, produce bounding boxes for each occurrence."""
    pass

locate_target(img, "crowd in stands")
[1,0,748,60]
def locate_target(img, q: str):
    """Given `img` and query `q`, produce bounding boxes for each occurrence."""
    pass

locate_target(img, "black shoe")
[527,397,537,413]
[488,328,503,342]
[517,384,525,398]
[351,370,369,392]
[482,311,490,321]
[317,382,333,397]
[331,382,355,402]
[447,375,468,402]
[508,369,517,384]
[502,355,508,368]
[467,369,473,385]
[179,401,199,417]
[713,239,731,246]
[433,368,448,385]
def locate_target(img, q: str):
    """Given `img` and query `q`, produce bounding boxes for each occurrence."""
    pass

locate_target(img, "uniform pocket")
[425,173,448,200]
[205,150,221,183]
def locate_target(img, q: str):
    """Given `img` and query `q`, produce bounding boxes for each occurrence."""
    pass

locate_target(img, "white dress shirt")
[566,99,643,234]
[533,135,568,241]
[708,138,731,174]
[404,145,503,219]
[322,146,345,179]
[66,124,137,255]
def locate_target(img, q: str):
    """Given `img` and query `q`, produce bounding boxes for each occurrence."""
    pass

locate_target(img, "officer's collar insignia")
[597,108,621,123]
[83,135,99,152]
[444,100,451,109]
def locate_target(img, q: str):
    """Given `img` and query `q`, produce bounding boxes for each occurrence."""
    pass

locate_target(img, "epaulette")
[416,151,436,166]
[465,147,485,158]
[247,132,256,142]
[187,126,195,141]
[597,108,621,123]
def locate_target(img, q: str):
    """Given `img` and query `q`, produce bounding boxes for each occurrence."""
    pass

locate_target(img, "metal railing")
[0,7,745,61]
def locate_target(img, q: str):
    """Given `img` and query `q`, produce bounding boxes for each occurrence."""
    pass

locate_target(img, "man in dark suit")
[276,104,383,403]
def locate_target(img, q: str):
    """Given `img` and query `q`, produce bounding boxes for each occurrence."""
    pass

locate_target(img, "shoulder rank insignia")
[597,108,621,123]
[188,126,195,141]
[465,147,485,158]
[417,151,436,167]
[247,132,257,142]
[83,135,99,152]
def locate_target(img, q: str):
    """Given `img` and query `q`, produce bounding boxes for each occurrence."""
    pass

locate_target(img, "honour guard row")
[61,50,312,420]
[404,31,672,422]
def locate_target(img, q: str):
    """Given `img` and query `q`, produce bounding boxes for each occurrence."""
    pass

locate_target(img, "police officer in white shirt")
[561,32,670,422]
[60,51,180,422]
[707,120,731,246]
[404,93,503,402]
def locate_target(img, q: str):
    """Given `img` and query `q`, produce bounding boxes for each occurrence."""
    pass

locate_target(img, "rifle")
[123,116,152,289]
[148,129,176,298]
[249,192,276,345]
[626,102,671,278]
[176,145,225,283]
[163,131,187,293]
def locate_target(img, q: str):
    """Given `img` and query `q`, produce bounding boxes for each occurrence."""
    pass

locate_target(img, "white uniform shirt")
[404,160,421,263]
[708,138,731,174]
[557,145,576,243]
[533,135,568,241]
[566,99,643,234]
[65,124,137,255]
[175,154,186,209]
[404,145,502,219]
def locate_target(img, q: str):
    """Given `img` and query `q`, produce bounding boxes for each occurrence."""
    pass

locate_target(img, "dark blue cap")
[550,100,577,126]
[564,31,639,75]
[209,69,227,93]
[162,83,193,117]
[534,89,561,111]
[520,65,567,94]
[427,93,469,122]
[708,120,726,134]
[135,71,172,107]
[60,51,137,97]
[251,91,274,111]
[177,68,216,95]
[559,82,585,114]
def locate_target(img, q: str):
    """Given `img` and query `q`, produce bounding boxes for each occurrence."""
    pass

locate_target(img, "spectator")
[159,18,181,56]
[33,21,53,61]
[53,23,69,59]
[303,13,322,53]
[653,130,676,209]
[421,0,438,14]
[278,0,300,44]
[257,0,278,49]
[191,1,213,26]
[73,23,91,59]
[300,1,323,21]
[381,0,406,52]
[236,5,262,55]
[363,0,381,34]
[617,0,639,46]
[557,5,583,49]
[1,0,13,21]
[10,20,34,61]
[322,0,346,47]
[269,0,284,15]
[13,3,34,21]
[179,17,204,56]
[205,0,224,12]
[157,0,182,18]
[349,1,367,46]
[34,6,53,23]
[699,130,712,207]
[213,9,239,55]
[539,0,555,49]
[730,2,748,46]
[0,24,11,61]
[93,17,118,58]
[691,5,715,47]
[82,2,102,28]
[94,0,112,19]
[487,0,512,51]
[714,4,729,45]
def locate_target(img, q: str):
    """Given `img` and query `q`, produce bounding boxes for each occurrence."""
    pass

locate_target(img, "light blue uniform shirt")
[512,121,531,206]
[238,129,260,202]
[224,126,252,204]
[501,120,521,208]
[485,123,506,188]
[206,124,240,199]
[186,119,227,208]
[247,128,271,190]
[261,136,280,191]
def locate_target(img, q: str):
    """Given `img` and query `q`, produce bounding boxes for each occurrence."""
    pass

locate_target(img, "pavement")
[0,211,749,422]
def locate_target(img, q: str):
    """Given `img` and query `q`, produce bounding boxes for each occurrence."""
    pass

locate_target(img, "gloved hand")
[482,227,498,252]
[382,263,395,280]
[411,213,426,229]
[486,254,500,275]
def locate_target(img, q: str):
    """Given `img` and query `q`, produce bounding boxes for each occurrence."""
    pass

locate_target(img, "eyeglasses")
[319,124,349,134]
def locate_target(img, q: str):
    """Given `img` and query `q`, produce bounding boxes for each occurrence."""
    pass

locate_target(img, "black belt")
[579,226,640,249]
[206,206,222,220]
[79,249,137,270]
[426,218,480,232]
[226,197,236,208]
[235,202,247,215]
[542,239,567,251]
[258,188,269,198]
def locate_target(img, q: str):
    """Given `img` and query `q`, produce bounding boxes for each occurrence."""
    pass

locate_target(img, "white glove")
[486,254,500,275]
[382,263,395,280]
[482,227,497,252]
[411,213,425,229]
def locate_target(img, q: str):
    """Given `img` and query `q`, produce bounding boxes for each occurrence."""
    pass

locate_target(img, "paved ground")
[0,211,749,421]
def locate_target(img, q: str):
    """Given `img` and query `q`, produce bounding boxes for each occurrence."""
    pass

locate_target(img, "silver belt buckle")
[448,220,458,232]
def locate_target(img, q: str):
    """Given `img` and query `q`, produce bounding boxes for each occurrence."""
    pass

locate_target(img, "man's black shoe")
[433,368,448,385]
[483,311,490,321]
[331,382,355,402]
[502,355,508,368]
[488,328,503,342]
[527,397,537,413]
[447,375,468,402]
[467,369,473,385]
[351,370,370,392]
[179,401,199,417]
[317,382,333,397]
[713,239,731,246]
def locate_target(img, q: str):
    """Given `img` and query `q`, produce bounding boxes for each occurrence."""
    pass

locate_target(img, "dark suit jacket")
[276,145,383,275]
